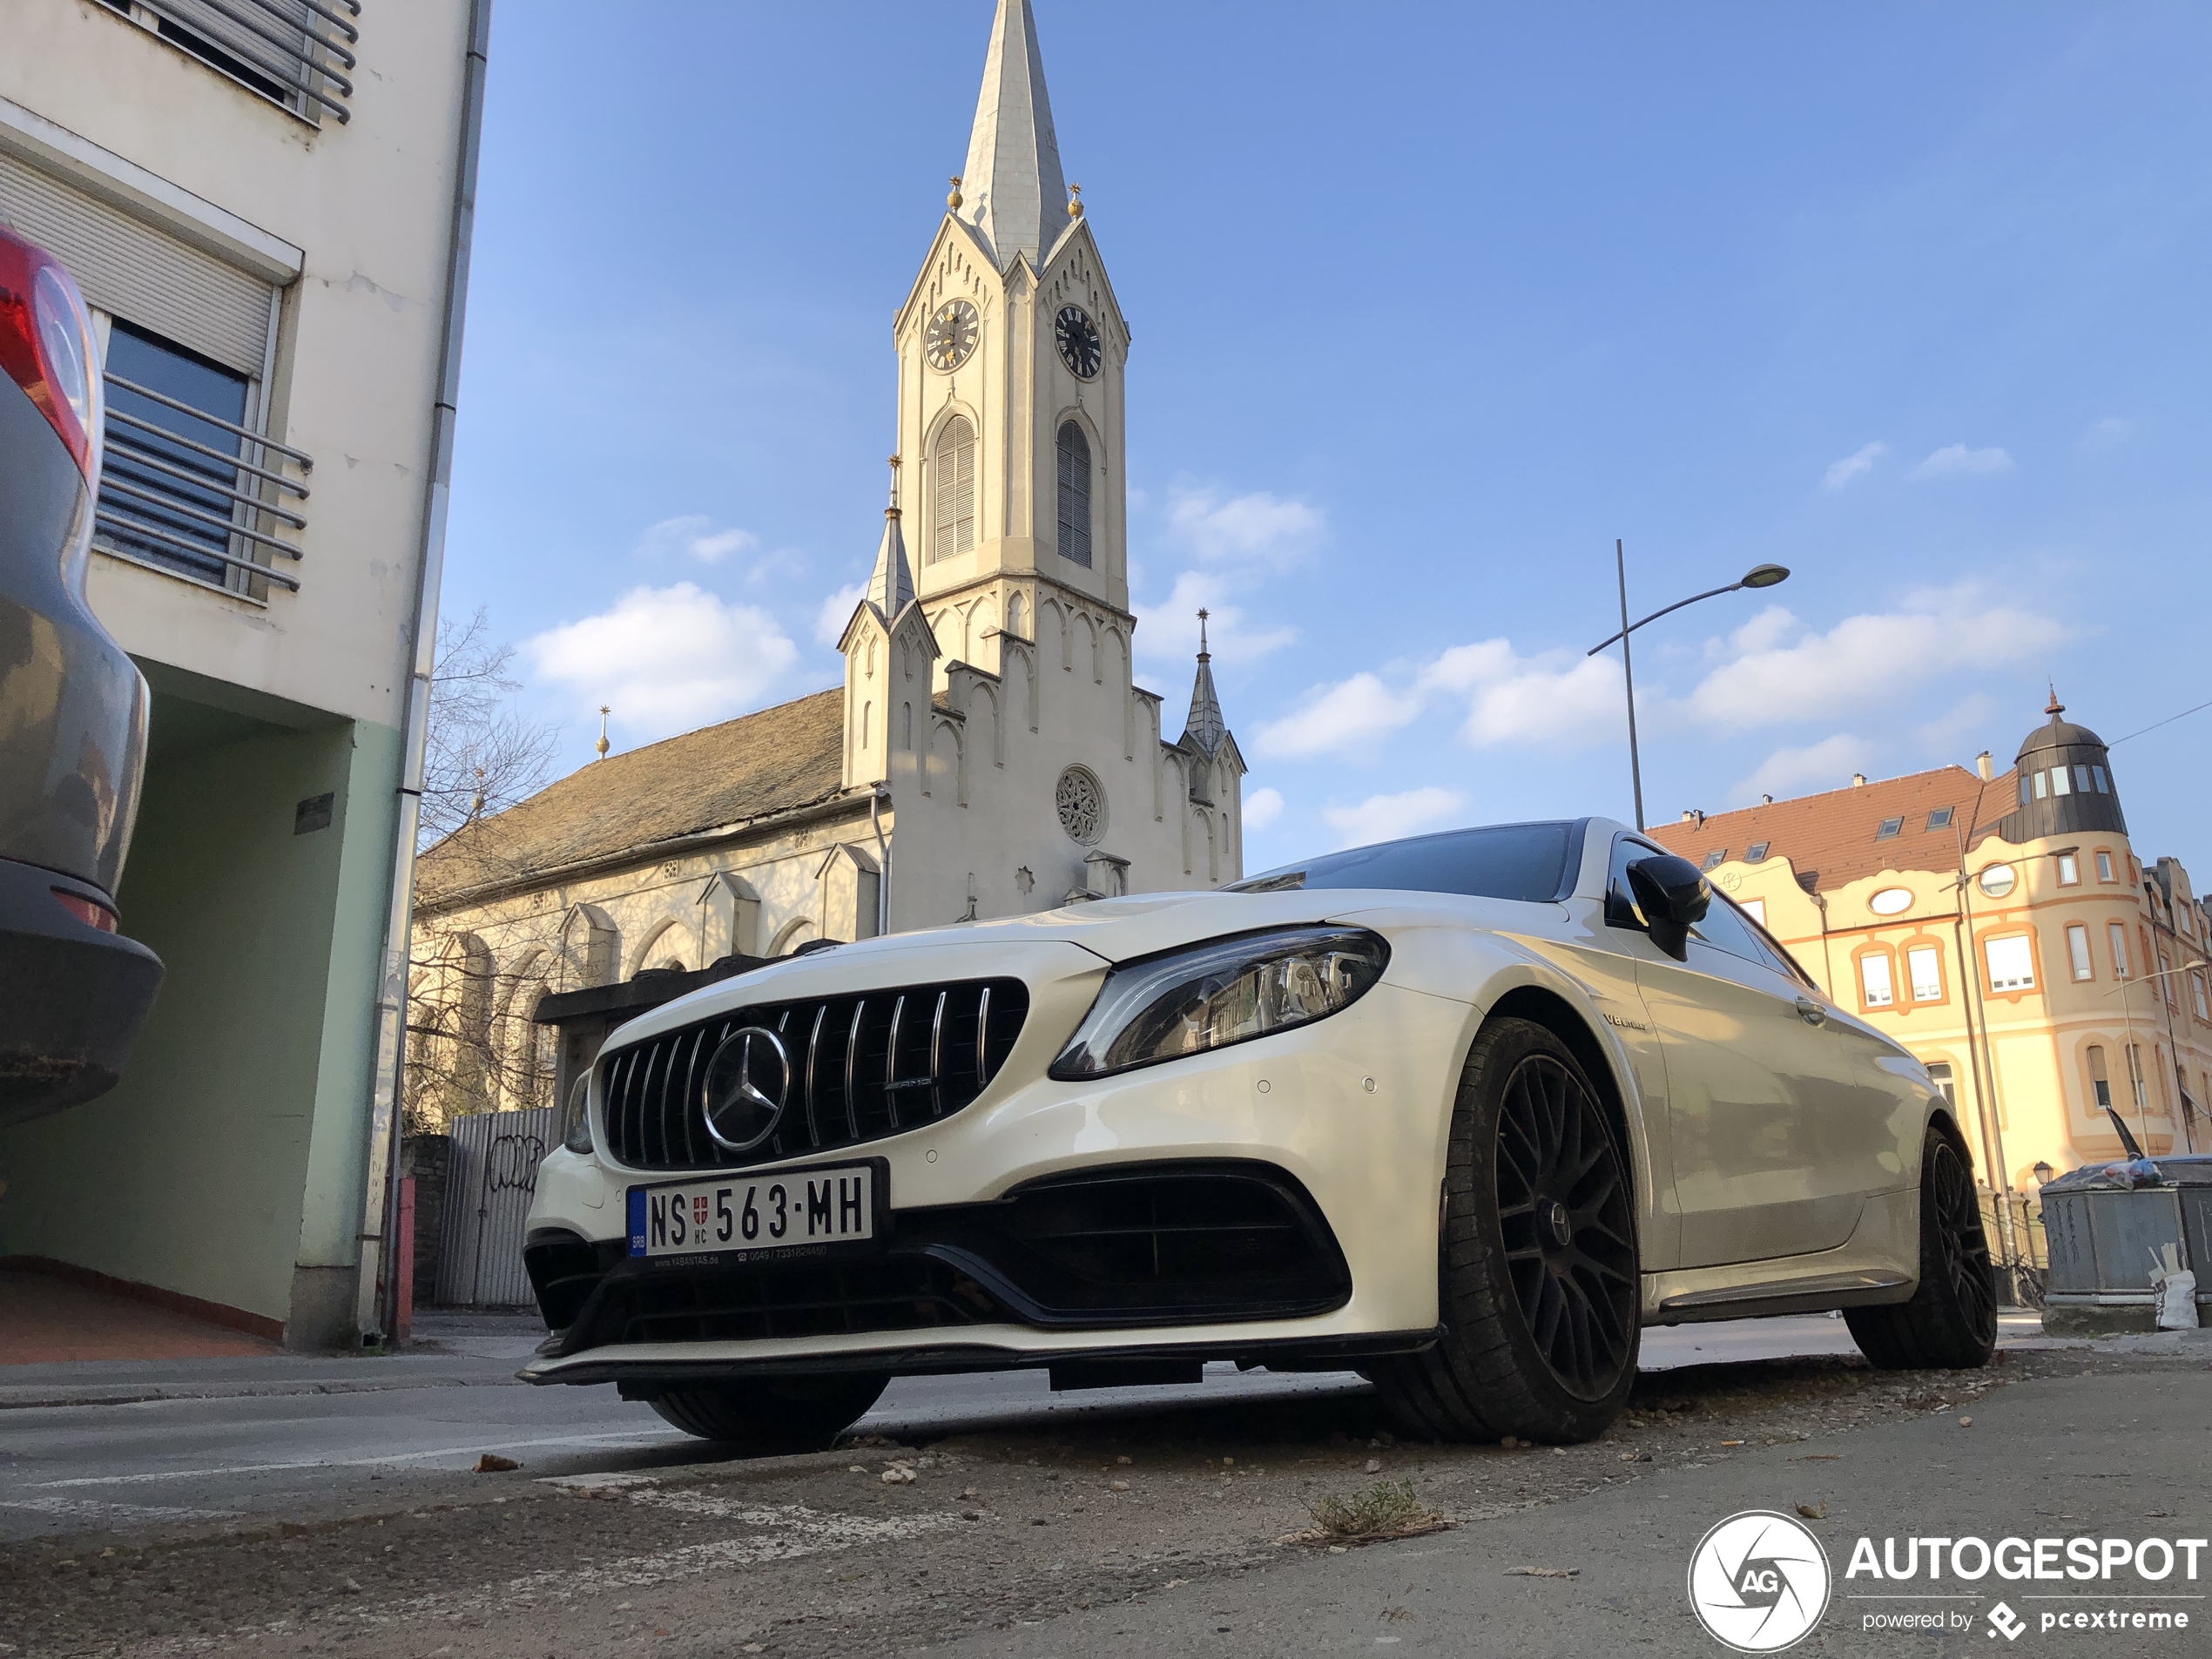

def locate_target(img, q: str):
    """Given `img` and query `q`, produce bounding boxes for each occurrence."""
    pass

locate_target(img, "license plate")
[626,1163,880,1262]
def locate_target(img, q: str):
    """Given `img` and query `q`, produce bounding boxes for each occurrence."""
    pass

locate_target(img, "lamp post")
[1586,543,1790,831]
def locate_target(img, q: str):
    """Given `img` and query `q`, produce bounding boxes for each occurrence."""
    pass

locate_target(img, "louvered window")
[1055,420,1091,568]
[96,0,361,126]
[931,416,975,561]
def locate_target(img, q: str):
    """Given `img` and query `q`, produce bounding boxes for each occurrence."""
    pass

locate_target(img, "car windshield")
[1227,820,1575,903]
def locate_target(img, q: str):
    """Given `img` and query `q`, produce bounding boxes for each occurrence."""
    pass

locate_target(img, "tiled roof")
[1648,763,2019,894]
[416,688,847,905]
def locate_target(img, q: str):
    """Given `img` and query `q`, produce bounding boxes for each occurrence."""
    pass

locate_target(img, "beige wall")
[3,0,472,728]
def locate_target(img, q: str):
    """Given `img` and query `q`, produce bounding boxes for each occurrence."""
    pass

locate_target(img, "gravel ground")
[0,1342,2195,1659]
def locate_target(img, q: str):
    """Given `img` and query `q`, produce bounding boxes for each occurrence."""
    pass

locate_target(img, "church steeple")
[864,457,915,620]
[1182,609,1226,759]
[957,0,1068,273]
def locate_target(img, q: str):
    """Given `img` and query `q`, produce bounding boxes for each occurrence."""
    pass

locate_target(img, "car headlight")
[562,1072,594,1155]
[1049,926,1389,1082]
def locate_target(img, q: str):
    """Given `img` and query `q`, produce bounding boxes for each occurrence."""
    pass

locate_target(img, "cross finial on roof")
[2046,681,2065,718]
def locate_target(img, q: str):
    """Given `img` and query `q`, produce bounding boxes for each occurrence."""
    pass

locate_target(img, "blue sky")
[443,2,2212,877]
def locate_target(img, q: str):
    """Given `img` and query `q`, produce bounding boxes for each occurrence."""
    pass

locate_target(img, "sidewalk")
[0,1265,279,1366]
[0,1301,547,1411]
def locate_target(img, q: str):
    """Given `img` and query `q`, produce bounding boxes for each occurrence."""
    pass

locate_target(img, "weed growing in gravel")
[1305,1480,1442,1542]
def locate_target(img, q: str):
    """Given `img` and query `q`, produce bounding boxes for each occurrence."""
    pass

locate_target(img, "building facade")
[1654,699,2212,1201]
[407,0,1246,1127]
[0,0,486,1345]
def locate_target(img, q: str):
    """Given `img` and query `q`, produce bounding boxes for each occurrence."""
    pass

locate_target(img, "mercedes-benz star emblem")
[701,1026,790,1152]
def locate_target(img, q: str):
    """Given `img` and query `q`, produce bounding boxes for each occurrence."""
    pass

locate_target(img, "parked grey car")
[0,223,161,1125]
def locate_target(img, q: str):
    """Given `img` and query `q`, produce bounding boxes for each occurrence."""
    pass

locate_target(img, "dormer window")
[1876,817,1904,840]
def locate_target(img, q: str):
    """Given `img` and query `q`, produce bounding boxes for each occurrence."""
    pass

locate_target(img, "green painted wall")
[0,703,402,1341]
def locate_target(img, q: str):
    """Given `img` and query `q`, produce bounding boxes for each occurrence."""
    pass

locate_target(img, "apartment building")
[1655,698,2211,1201]
[0,0,487,1345]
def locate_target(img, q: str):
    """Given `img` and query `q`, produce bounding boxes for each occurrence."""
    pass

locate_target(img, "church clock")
[1054,305,1101,379]
[925,300,980,371]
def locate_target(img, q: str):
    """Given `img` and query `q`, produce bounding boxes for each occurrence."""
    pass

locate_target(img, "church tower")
[892,0,1130,681]
[837,0,1244,927]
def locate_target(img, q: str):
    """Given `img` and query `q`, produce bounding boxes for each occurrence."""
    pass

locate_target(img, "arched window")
[1055,421,1092,567]
[1006,591,1026,639]
[932,416,975,561]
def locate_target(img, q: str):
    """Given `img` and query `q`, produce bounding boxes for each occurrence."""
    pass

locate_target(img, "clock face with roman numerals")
[925,300,979,371]
[1055,305,1102,379]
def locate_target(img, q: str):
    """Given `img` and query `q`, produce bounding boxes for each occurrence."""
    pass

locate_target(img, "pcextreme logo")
[1687,1510,1834,1653]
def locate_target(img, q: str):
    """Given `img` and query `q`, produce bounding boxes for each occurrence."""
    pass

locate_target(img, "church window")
[932,416,976,560]
[1055,765,1105,845]
[1055,421,1092,567]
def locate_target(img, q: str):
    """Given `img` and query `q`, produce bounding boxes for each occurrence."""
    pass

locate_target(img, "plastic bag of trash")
[2148,1244,2200,1331]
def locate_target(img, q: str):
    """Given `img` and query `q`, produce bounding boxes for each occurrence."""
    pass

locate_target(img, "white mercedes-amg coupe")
[518,818,1996,1446]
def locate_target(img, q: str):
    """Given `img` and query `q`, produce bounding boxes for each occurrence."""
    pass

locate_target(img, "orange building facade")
[1653,701,2211,1200]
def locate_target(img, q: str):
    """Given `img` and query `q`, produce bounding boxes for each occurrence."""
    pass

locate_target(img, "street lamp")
[2033,1161,2054,1188]
[1585,542,1791,831]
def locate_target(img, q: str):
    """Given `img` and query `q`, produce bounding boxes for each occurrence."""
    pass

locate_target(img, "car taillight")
[0,225,102,484]
[51,889,118,934]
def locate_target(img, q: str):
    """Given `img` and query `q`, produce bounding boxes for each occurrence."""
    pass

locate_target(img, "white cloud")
[1729,735,1878,806]
[1133,570,1298,664]
[814,582,866,646]
[1419,640,1626,749]
[2081,416,2134,451]
[1166,488,1325,564]
[1242,786,1285,831]
[1256,672,1424,759]
[632,514,760,564]
[1322,786,1467,851]
[1912,443,2013,479]
[1822,441,1886,491]
[1684,587,2063,731]
[528,583,799,740]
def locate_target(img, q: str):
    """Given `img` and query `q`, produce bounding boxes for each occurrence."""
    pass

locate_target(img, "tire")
[649,1372,889,1448]
[1372,1017,1641,1444]
[1844,1128,1998,1370]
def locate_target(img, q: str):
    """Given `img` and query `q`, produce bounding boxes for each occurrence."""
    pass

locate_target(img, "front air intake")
[599,978,1028,1172]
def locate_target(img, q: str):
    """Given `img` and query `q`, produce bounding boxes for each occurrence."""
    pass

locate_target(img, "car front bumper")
[517,972,1479,1388]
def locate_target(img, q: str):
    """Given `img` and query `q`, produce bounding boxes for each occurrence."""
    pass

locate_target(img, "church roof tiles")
[415,688,846,906]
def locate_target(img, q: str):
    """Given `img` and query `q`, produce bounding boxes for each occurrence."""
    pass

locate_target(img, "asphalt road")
[0,1312,2022,1543]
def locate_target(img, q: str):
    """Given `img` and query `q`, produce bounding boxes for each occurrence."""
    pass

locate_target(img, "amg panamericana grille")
[599,979,1029,1172]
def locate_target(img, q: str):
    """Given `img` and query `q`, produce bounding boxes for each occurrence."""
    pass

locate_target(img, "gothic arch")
[557,903,620,991]
[769,916,817,956]
[922,401,981,563]
[494,946,555,1111]
[970,680,1005,767]
[927,716,966,805]
[627,916,690,977]
[1005,590,1027,641]
[1076,610,1099,680]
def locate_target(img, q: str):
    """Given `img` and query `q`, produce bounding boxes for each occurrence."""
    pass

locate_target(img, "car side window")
[1605,833,1657,930]
[1688,891,1772,968]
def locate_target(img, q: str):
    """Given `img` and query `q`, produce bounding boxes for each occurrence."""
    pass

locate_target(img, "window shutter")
[0,151,273,375]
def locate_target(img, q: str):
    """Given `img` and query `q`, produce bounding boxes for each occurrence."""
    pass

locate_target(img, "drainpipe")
[354,0,493,1345]
[870,785,891,937]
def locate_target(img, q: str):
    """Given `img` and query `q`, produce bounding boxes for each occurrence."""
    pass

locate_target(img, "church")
[409,0,1248,1119]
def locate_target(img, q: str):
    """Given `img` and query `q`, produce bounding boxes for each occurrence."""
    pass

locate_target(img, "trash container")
[2040,1155,2212,1336]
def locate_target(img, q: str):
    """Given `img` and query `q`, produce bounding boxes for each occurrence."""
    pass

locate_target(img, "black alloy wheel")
[1495,1051,1640,1399]
[1845,1127,1999,1370]
[1371,1017,1642,1445]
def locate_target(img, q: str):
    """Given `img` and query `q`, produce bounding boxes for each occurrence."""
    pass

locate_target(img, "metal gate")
[435,1106,554,1309]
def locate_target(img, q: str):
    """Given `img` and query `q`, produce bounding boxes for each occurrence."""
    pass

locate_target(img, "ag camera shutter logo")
[1688,1509,1833,1652]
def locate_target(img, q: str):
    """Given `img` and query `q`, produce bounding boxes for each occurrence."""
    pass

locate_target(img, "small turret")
[1996,688,2125,841]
